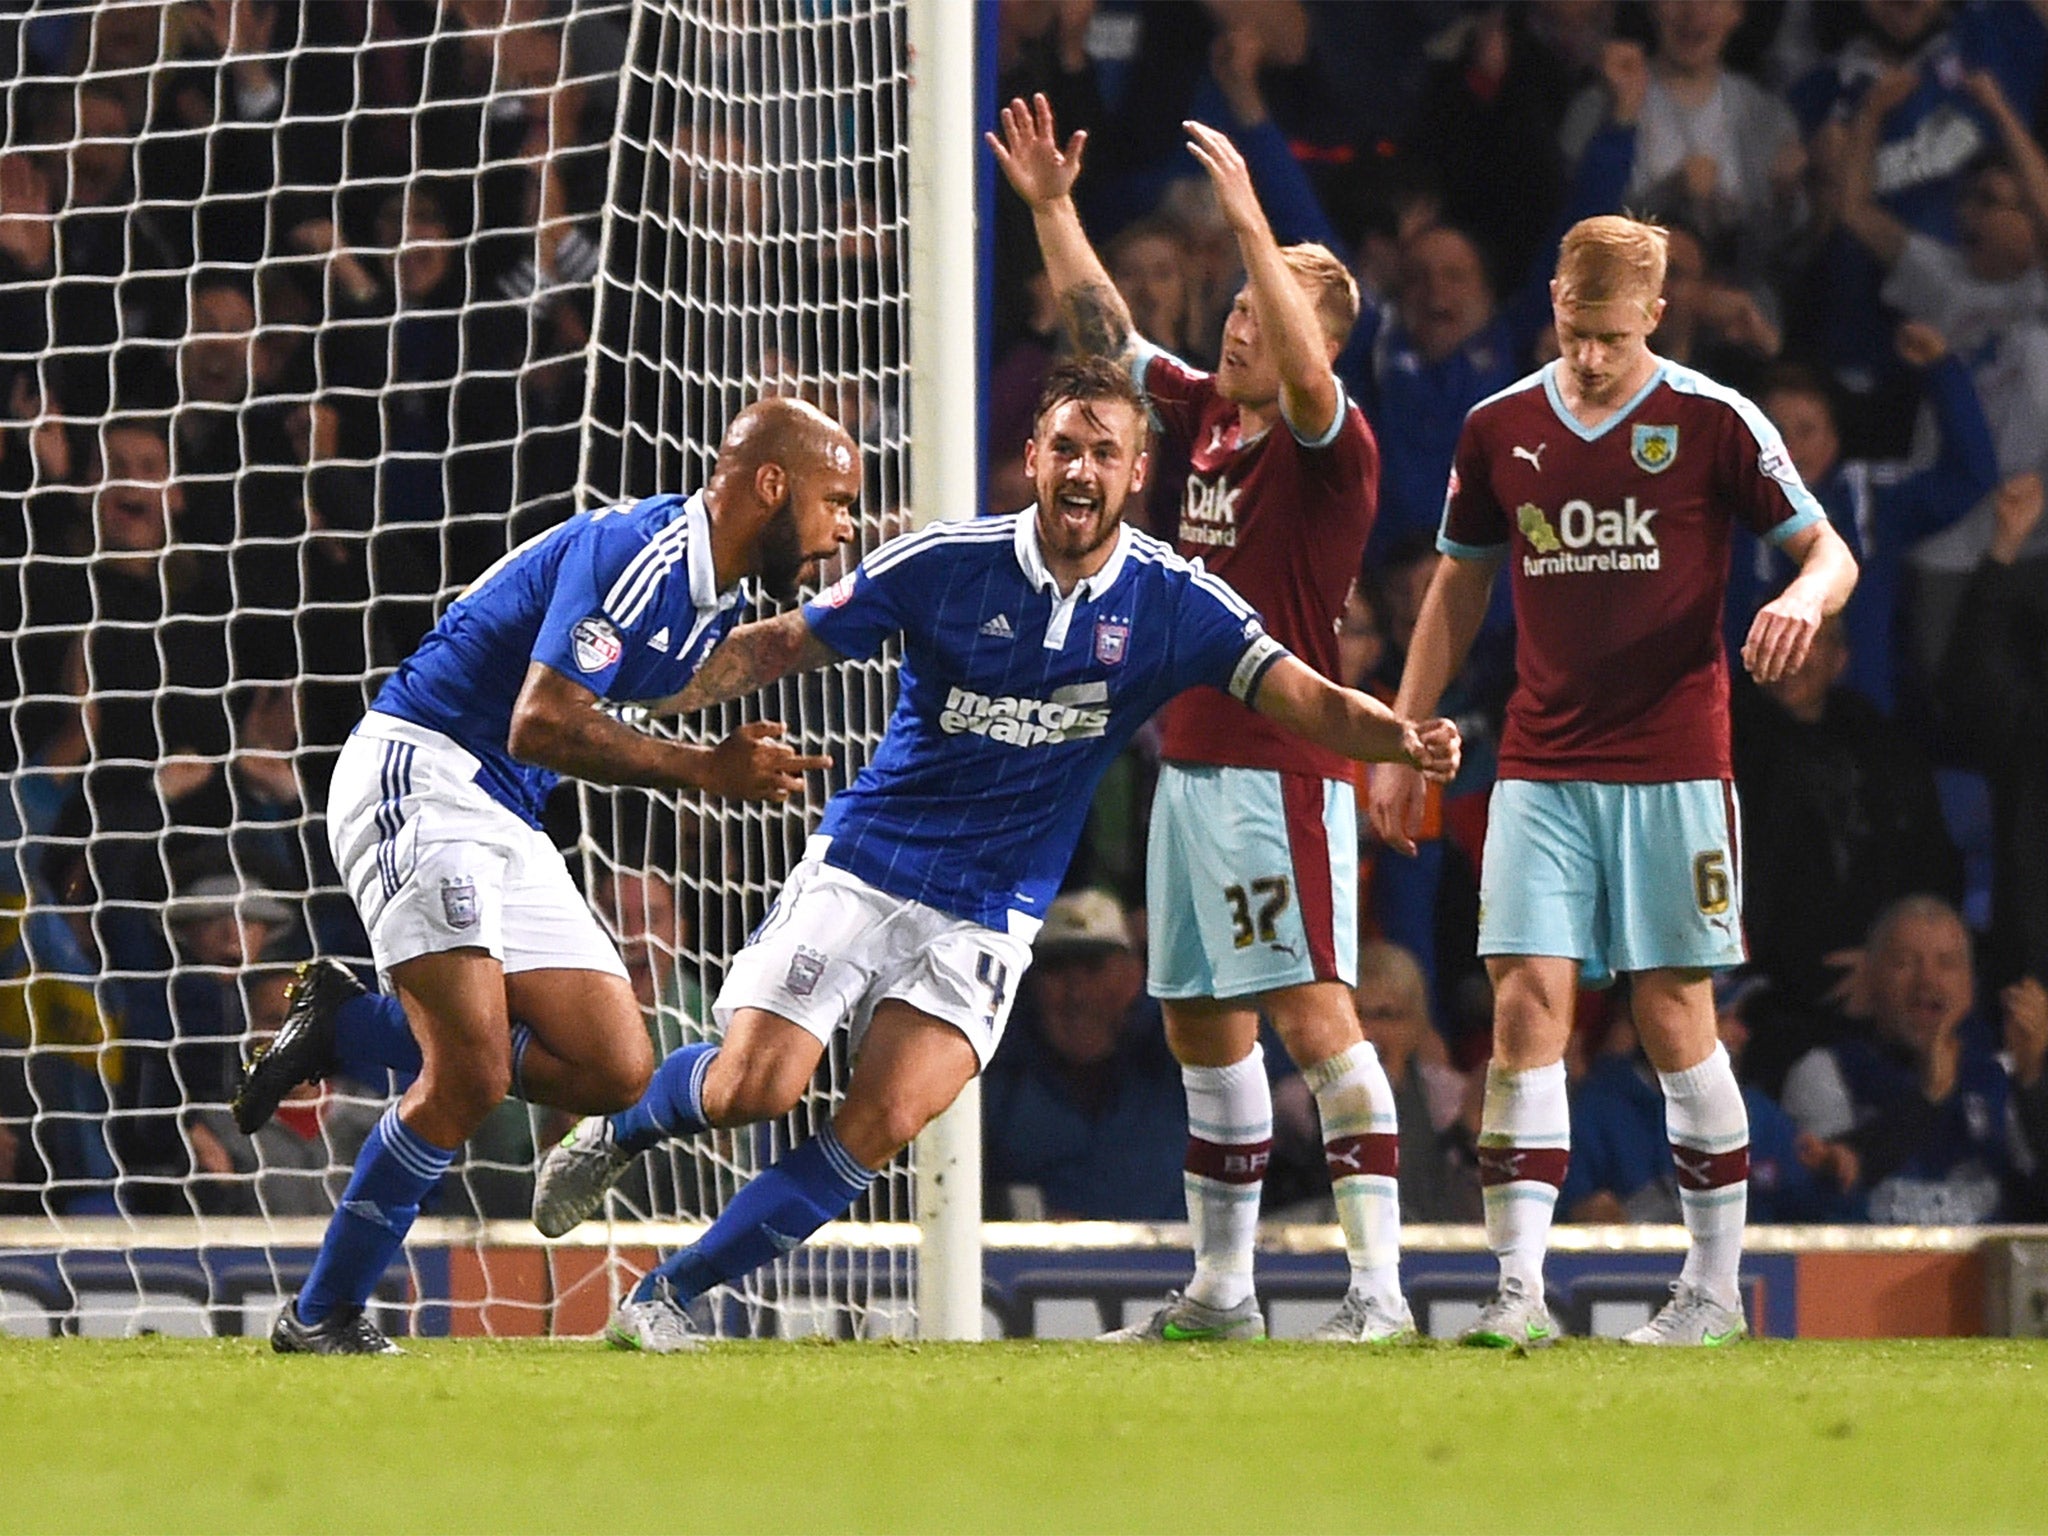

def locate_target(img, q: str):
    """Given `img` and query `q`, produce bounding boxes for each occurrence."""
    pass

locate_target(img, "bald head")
[706,395,860,601]
[717,396,856,482]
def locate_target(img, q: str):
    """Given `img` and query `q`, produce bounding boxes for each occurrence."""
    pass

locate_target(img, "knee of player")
[828,1098,933,1167]
[418,1050,513,1129]
[597,1030,657,1109]
[702,1044,808,1126]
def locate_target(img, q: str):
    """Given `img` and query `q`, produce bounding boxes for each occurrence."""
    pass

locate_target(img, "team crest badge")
[1631,424,1679,474]
[1093,618,1129,666]
[785,947,827,998]
[570,614,623,673]
[440,877,479,930]
[1516,502,1562,553]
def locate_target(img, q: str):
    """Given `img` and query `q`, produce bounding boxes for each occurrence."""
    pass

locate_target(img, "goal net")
[572,0,916,1339]
[0,0,919,1342]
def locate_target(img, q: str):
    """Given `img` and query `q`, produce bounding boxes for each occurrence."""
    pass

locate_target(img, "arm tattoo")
[666,610,839,714]
[1060,280,1135,361]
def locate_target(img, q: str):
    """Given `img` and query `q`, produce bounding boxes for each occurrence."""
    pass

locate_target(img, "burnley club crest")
[1631,424,1678,474]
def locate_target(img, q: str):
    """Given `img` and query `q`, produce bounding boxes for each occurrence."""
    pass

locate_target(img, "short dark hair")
[1032,355,1148,438]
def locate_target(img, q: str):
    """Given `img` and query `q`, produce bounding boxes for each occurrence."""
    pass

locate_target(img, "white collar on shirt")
[1012,506,1134,601]
[1012,507,1133,651]
[684,490,749,616]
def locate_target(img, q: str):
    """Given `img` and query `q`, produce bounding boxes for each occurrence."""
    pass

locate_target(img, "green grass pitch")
[4,1337,2046,1534]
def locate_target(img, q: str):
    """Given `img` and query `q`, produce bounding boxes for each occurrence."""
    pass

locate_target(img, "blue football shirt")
[801,511,1290,931]
[372,492,749,826]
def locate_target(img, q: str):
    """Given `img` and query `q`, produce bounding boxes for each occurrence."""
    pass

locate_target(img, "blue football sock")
[632,1125,875,1306]
[297,1105,455,1325]
[609,1042,718,1154]
[333,991,424,1080]
[509,1024,535,1102]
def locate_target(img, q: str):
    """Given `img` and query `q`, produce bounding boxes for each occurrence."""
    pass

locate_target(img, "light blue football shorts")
[1478,778,1746,984]
[1146,762,1359,1001]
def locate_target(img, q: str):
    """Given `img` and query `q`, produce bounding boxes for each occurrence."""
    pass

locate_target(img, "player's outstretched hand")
[1367,760,1430,858]
[1741,587,1824,684]
[1181,120,1265,237]
[703,720,831,803]
[987,94,1085,207]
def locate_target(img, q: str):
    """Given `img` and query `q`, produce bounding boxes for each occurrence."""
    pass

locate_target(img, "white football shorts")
[713,845,1034,1067]
[328,712,627,984]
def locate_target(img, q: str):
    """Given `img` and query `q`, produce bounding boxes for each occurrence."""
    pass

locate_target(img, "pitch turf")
[3,1337,2045,1534]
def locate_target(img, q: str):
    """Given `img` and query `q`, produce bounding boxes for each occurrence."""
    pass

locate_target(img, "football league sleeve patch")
[802,546,913,661]
[531,519,653,691]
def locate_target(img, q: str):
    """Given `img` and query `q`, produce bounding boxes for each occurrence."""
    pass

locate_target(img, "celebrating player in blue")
[245,397,859,1354]
[529,358,1462,1352]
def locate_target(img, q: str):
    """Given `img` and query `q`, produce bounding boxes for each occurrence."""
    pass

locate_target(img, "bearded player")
[1372,216,1858,1347]
[241,398,856,1354]
[528,359,1459,1350]
[993,96,1403,1342]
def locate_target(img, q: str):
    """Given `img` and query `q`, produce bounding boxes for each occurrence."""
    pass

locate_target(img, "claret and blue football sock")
[1180,1044,1272,1311]
[1477,1060,1571,1302]
[630,1123,874,1306]
[609,1042,718,1154]
[1305,1040,1403,1307]
[1661,1042,1750,1310]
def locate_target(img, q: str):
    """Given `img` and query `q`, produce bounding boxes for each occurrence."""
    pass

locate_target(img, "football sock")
[297,1104,455,1325]
[1477,1061,1570,1302]
[508,1024,535,1102]
[1660,1042,1749,1310]
[609,1043,718,1154]
[1304,1041,1402,1307]
[1180,1044,1271,1311]
[632,1124,874,1306]
[332,990,423,1080]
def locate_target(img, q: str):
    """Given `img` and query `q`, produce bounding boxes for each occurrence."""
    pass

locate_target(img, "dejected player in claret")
[528,358,1462,1352]
[238,398,859,1355]
[992,94,1407,1344]
[1372,215,1859,1349]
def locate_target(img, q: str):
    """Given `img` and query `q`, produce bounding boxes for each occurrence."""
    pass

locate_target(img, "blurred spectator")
[1346,940,1479,1222]
[983,889,1186,1220]
[1731,611,1961,1078]
[1359,224,1515,559]
[1404,5,1587,290]
[1653,221,1783,395]
[1791,0,2048,392]
[595,869,704,1054]
[1736,328,1995,717]
[1837,66,2048,488]
[1781,895,2044,1223]
[1943,471,2048,983]
[1832,64,2048,693]
[1560,972,1860,1224]
[18,419,232,845]
[0,836,124,1214]
[1563,4,1806,295]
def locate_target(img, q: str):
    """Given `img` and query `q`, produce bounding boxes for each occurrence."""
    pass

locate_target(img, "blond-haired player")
[1372,215,1858,1346]
[994,96,1406,1343]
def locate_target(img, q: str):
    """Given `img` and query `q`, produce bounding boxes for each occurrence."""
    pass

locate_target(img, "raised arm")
[989,93,1137,362]
[1836,68,1918,269]
[507,651,831,802]
[1181,120,1340,440]
[1965,70,2048,248]
[1249,655,1460,780]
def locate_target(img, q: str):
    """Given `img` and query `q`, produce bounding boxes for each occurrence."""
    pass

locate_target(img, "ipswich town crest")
[1630,423,1678,474]
[440,876,479,930]
[785,946,827,998]
[1093,617,1129,666]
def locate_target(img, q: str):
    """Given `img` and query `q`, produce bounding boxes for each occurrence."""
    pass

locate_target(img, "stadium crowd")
[3,0,2048,1234]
